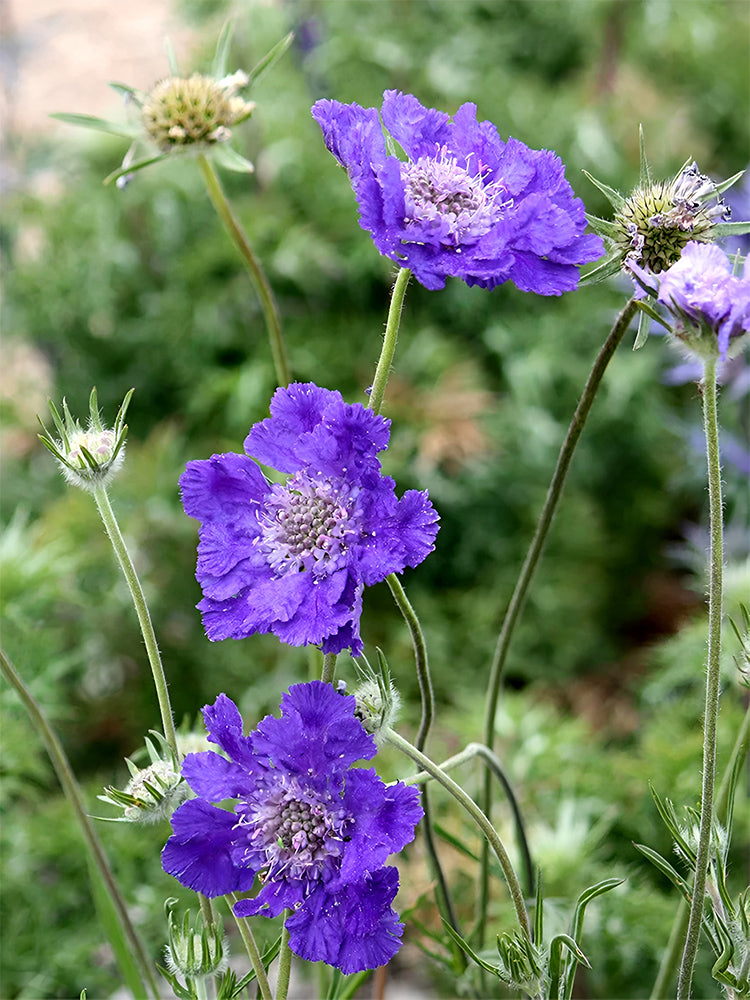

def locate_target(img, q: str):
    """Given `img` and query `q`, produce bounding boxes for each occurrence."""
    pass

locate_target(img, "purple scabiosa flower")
[630,241,750,361]
[180,382,439,656]
[311,90,603,293]
[162,682,423,974]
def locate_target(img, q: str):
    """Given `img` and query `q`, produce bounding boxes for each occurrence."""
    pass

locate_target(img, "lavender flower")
[311,90,603,293]
[162,682,423,973]
[180,382,438,656]
[630,241,750,361]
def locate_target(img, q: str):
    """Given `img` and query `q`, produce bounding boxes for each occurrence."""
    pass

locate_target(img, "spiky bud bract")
[38,387,132,493]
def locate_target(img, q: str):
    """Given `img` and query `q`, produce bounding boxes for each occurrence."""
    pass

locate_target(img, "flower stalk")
[477,294,637,940]
[226,893,273,1000]
[385,727,531,941]
[368,266,411,415]
[677,358,725,998]
[197,153,291,388]
[93,485,178,759]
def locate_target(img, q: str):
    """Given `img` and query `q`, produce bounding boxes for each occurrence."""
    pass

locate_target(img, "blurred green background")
[2,0,749,997]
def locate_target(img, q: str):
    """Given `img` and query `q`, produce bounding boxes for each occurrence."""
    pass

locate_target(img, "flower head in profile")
[162,682,423,974]
[52,29,293,186]
[629,241,750,362]
[312,90,603,293]
[180,382,439,656]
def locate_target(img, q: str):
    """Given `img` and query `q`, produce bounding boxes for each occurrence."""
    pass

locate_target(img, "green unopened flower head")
[141,71,255,153]
[163,900,227,982]
[98,732,188,825]
[351,650,402,743]
[38,387,132,493]
[51,27,293,186]
[584,128,748,284]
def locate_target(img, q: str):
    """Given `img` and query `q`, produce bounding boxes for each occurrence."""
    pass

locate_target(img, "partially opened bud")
[38,388,133,493]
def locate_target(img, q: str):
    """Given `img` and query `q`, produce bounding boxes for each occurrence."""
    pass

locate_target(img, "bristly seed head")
[614,161,731,273]
[141,73,255,153]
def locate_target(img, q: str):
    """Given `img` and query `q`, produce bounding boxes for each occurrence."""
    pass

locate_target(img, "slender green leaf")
[582,170,626,210]
[50,112,138,139]
[210,144,255,174]
[246,32,294,89]
[211,21,234,79]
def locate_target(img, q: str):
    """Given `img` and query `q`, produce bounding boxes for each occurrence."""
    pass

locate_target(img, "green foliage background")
[1,1,748,997]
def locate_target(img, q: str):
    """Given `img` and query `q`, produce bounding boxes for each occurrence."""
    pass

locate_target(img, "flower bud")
[98,732,188,825]
[38,387,132,493]
[163,900,227,981]
[352,651,402,743]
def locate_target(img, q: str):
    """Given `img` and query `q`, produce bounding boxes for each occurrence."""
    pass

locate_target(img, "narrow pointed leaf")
[639,124,652,187]
[210,144,255,174]
[713,169,745,197]
[104,154,167,186]
[633,308,651,349]
[211,21,234,79]
[246,31,294,88]
[633,843,691,900]
[582,169,626,210]
[50,112,138,139]
[441,920,501,976]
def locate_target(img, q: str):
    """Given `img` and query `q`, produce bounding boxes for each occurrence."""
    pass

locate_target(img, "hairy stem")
[198,154,291,388]
[677,359,724,998]
[226,893,273,1000]
[386,728,531,941]
[367,267,411,415]
[93,486,178,758]
[477,295,637,940]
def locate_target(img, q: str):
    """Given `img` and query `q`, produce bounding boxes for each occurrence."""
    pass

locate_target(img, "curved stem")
[367,267,411,415]
[403,741,534,898]
[385,573,460,940]
[0,648,160,1000]
[677,359,724,998]
[477,295,637,939]
[226,893,273,1000]
[93,486,178,759]
[385,728,531,941]
[197,154,291,388]
[386,574,432,751]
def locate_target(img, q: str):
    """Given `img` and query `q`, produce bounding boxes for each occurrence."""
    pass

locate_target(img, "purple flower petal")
[285,868,404,974]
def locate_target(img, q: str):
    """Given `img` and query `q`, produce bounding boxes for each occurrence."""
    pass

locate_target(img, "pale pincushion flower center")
[401,149,505,245]
[237,777,347,882]
[256,473,357,575]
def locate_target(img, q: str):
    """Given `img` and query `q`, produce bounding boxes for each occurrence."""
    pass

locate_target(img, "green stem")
[477,295,637,940]
[276,923,293,1000]
[403,741,534,898]
[197,154,291,388]
[93,486,178,759]
[385,573,461,941]
[0,648,160,1000]
[386,574,432,751]
[226,893,273,1000]
[321,652,337,685]
[367,267,411,415]
[650,700,750,1000]
[677,359,724,998]
[385,728,531,941]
